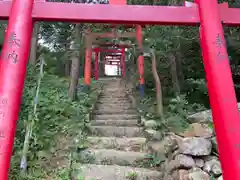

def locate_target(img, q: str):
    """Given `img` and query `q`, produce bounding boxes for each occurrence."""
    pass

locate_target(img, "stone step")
[101,91,125,93]
[87,136,146,151]
[98,97,128,100]
[91,119,139,126]
[101,94,126,97]
[100,94,126,97]
[101,95,127,97]
[72,164,162,180]
[96,103,132,108]
[94,110,137,115]
[102,86,122,88]
[99,98,130,102]
[98,100,131,104]
[78,149,147,166]
[91,126,144,137]
[102,90,126,93]
[94,114,139,120]
[97,102,132,106]
[95,106,134,111]
[99,97,129,100]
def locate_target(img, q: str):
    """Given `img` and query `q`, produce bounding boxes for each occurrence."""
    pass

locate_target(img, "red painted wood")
[0,0,34,179]
[0,2,200,25]
[197,0,240,179]
[109,0,126,5]
[0,2,238,25]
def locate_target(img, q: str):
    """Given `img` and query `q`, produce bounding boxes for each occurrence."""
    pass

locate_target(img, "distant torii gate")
[0,0,240,179]
[92,47,125,79]
[84,21,144,95]
[103,53,122,76]
[92,43,131,80]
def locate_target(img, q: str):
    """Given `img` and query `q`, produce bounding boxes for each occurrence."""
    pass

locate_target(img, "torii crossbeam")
[0,1,239,25]
[0,0,240,180]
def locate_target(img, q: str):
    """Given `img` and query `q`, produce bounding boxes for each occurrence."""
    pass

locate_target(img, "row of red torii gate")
[1,0,240,179]
[85,24,144,96]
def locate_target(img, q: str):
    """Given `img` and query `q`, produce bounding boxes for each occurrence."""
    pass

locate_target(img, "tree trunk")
[175,51,184,88]
[68,24,82,101]
[65,60,71,76]
[169,52,181,97]
[29,23,40,65]
[151,50,164,117]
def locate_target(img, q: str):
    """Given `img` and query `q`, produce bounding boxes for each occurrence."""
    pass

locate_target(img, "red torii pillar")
[136,25,144,97]
[0,0,34,179]
[94,48,100,80]
[197,0,240,179]
[84,34,92,89]
[121,47,126,78]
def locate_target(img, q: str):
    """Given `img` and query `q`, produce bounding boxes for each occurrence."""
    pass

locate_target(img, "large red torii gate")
[0,0,240,180]
[83,0,144,94]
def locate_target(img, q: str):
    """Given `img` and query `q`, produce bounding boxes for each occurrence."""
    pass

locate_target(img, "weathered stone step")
[87,137,146,151]
[98,100,131,104]
[101,92,126,94]
[99,98,130,102]
[94,109,137,115]
[91,119,139,126]
[72,164,162,180]
[96,103,132,108]
[103,90,126,93]
[94,114,139,120]
[78,149,147,166]
[100,91,126,97]
[100,95,128,98]
[95,106,134,111]
[91,126,143,137]
[101,94,126,97]
[99,96,129,100]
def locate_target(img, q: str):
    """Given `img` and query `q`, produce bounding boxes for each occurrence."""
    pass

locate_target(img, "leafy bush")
[9,65,98,179]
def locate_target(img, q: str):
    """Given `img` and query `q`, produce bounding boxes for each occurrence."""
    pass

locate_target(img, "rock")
[188,168,210,180]
[179,137,212,156]
[144,129,162,140]
[166,154,195,173]
[172,169,189,180]
[175,154,195,168]
[203,159,222,176]
[202,156,218,162]
[163,174,174,180]
[140,117,147,126]
[172,149,181,158]
[144,120,158,129]
[180,123,213,138]
[187,103,240,124]
[211,137,218,153]
[187,110,213,123]
[194,158,204,168]
[148,135,178,156]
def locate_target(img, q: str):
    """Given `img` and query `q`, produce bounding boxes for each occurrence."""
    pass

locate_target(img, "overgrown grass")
[9,66,101,179]
[136,90,206,133]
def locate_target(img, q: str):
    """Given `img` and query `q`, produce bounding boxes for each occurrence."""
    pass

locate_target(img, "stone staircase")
[72,78,162,180]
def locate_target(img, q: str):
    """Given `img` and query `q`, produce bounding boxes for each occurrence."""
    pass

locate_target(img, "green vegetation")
[9,65,100,179]
[0,0,239,179]
[126,172,137,180]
